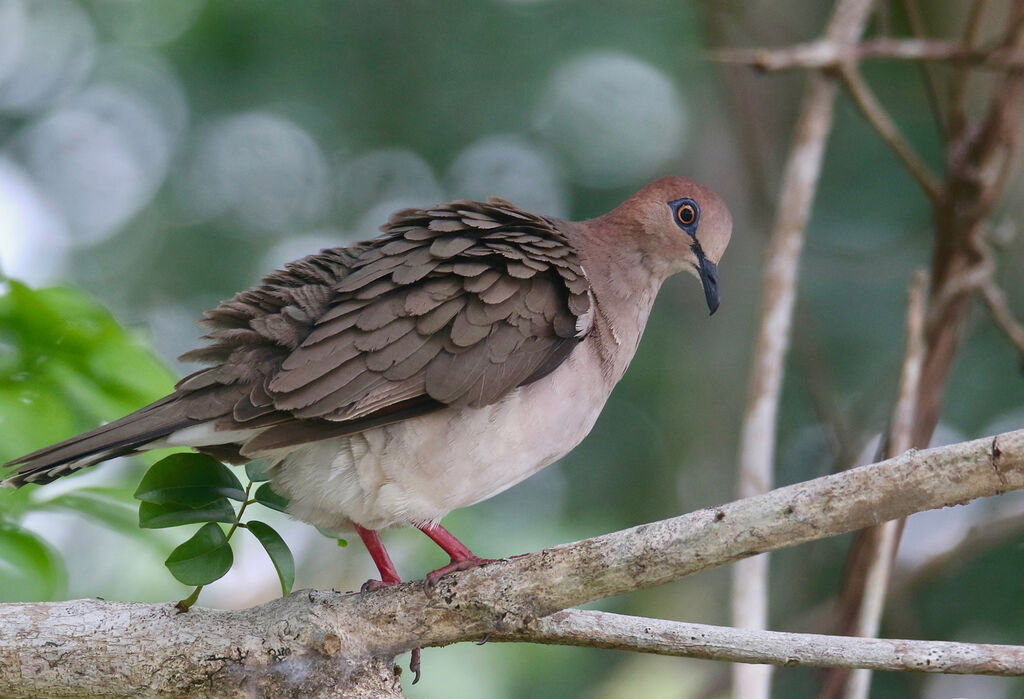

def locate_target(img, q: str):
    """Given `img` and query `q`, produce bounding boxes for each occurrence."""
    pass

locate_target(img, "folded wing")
[3,199,592,484]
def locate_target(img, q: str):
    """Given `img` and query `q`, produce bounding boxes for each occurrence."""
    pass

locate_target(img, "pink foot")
[360,578,399,593]
[425,555,497,586]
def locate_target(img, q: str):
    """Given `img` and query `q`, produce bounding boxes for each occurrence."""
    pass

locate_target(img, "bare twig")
[892,508,1024,598]
[504,609,1024,676]
[887,272,930,458]
[901,0,948,141]
[949,0,991,136]
[826,18,1024,699]
[711,38,1024,72]
[838,64,945,203]
[925,254,995,325]
[708,38,1024,72]
[978,7,1024,213]
[840,271,929,699]
[732,2,875,697]
[914,4,1024,450]
[4,429,1024,696]
[980,280,1024,357]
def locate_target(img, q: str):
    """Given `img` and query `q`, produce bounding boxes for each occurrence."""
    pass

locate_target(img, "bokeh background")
[2,1,1024,697]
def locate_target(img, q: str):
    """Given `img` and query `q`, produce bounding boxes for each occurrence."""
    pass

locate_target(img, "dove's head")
[608,176,733,314]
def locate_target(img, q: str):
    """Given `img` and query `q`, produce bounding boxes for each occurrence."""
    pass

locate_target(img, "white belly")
[269,342,613,531]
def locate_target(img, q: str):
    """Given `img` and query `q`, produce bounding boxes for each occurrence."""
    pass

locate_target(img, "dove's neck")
[563,219,668,385]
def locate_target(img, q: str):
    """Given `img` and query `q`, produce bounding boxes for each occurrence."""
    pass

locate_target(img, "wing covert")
[265,199,592,422]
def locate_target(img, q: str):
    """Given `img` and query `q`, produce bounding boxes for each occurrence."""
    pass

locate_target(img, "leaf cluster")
[135,454,295,602]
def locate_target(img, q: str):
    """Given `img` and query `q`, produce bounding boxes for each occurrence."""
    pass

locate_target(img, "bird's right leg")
[354,524,401,590]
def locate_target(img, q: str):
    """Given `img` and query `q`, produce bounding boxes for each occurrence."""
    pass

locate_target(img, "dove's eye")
[676,204,696,226]
[670,198,700,230]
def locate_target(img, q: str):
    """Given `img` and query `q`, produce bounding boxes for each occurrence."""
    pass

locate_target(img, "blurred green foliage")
[0,281,175,602]
[0,282,174,460]
[0,282,296,604]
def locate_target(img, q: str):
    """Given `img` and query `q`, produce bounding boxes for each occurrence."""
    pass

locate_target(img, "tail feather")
[1,395,198,487]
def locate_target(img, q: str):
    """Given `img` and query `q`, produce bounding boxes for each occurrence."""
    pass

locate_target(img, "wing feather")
[3,198,595,481]
[259,199,591,425]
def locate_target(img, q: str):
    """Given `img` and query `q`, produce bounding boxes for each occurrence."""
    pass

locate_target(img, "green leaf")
[135,453,245,507]
[244,459,273,483]
[254,483,289,513]
[164,522,233,586]
[139,498,237,529]
[0,524,66,602]
[246,520,295,596]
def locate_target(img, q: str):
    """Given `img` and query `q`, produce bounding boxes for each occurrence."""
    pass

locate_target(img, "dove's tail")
[1,395,196,487]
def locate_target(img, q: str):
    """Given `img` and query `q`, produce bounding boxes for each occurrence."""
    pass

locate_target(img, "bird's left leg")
[354,524,401,591]
[353,524,422,683]
[416,521,496,585]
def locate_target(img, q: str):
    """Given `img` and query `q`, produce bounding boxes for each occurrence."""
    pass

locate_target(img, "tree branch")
[501,609,1024,676]
[893,509,1024,599]
[834,271,929,699]
[838,64,945,203]
[980,279,1024,358]
[4,429,1024,696]
[901,0,949,142]
[949,0,991,136]
[712,38,1024,72]
[732,2,875,696]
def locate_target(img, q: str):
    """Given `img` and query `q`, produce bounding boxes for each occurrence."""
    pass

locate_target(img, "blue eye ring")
[669,198,700,233]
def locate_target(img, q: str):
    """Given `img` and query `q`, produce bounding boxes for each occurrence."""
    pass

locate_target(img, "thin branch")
[949,0,990,136]
[887,271,930,458]
[803,503,1024,639]
[732,2,875,697]
[502,609,1024,676]
[712,38,1024,72]
[925,254,995,326]
[922,241,1024,367]
[892,508,1024,598]
[909,0,1024,482]
[977,6,1024,214]
[3,429,1024,695]
[980,280,1024,357]
[901,0,948,141]
[841,271,929,699]
[838,64,945,203]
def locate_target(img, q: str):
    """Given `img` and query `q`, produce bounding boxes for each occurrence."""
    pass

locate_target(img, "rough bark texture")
[2,429,1024,696]
[504,609,1024,676]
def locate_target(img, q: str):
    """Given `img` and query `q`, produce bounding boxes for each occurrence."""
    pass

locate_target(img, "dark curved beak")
[696,251,720,315]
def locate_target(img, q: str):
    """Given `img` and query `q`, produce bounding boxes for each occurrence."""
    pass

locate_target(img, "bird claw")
[360,578,399,593]
[410,646,422,684]
[424,555,496,587]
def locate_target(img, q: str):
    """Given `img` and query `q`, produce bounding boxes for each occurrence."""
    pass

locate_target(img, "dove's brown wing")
[225,198,592,452]
[2,199,592,484]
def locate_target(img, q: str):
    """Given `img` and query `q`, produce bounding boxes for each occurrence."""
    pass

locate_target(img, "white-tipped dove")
[3,176,732,593]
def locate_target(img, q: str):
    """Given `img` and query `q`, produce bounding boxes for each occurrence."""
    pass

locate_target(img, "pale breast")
[270,340,615,532]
